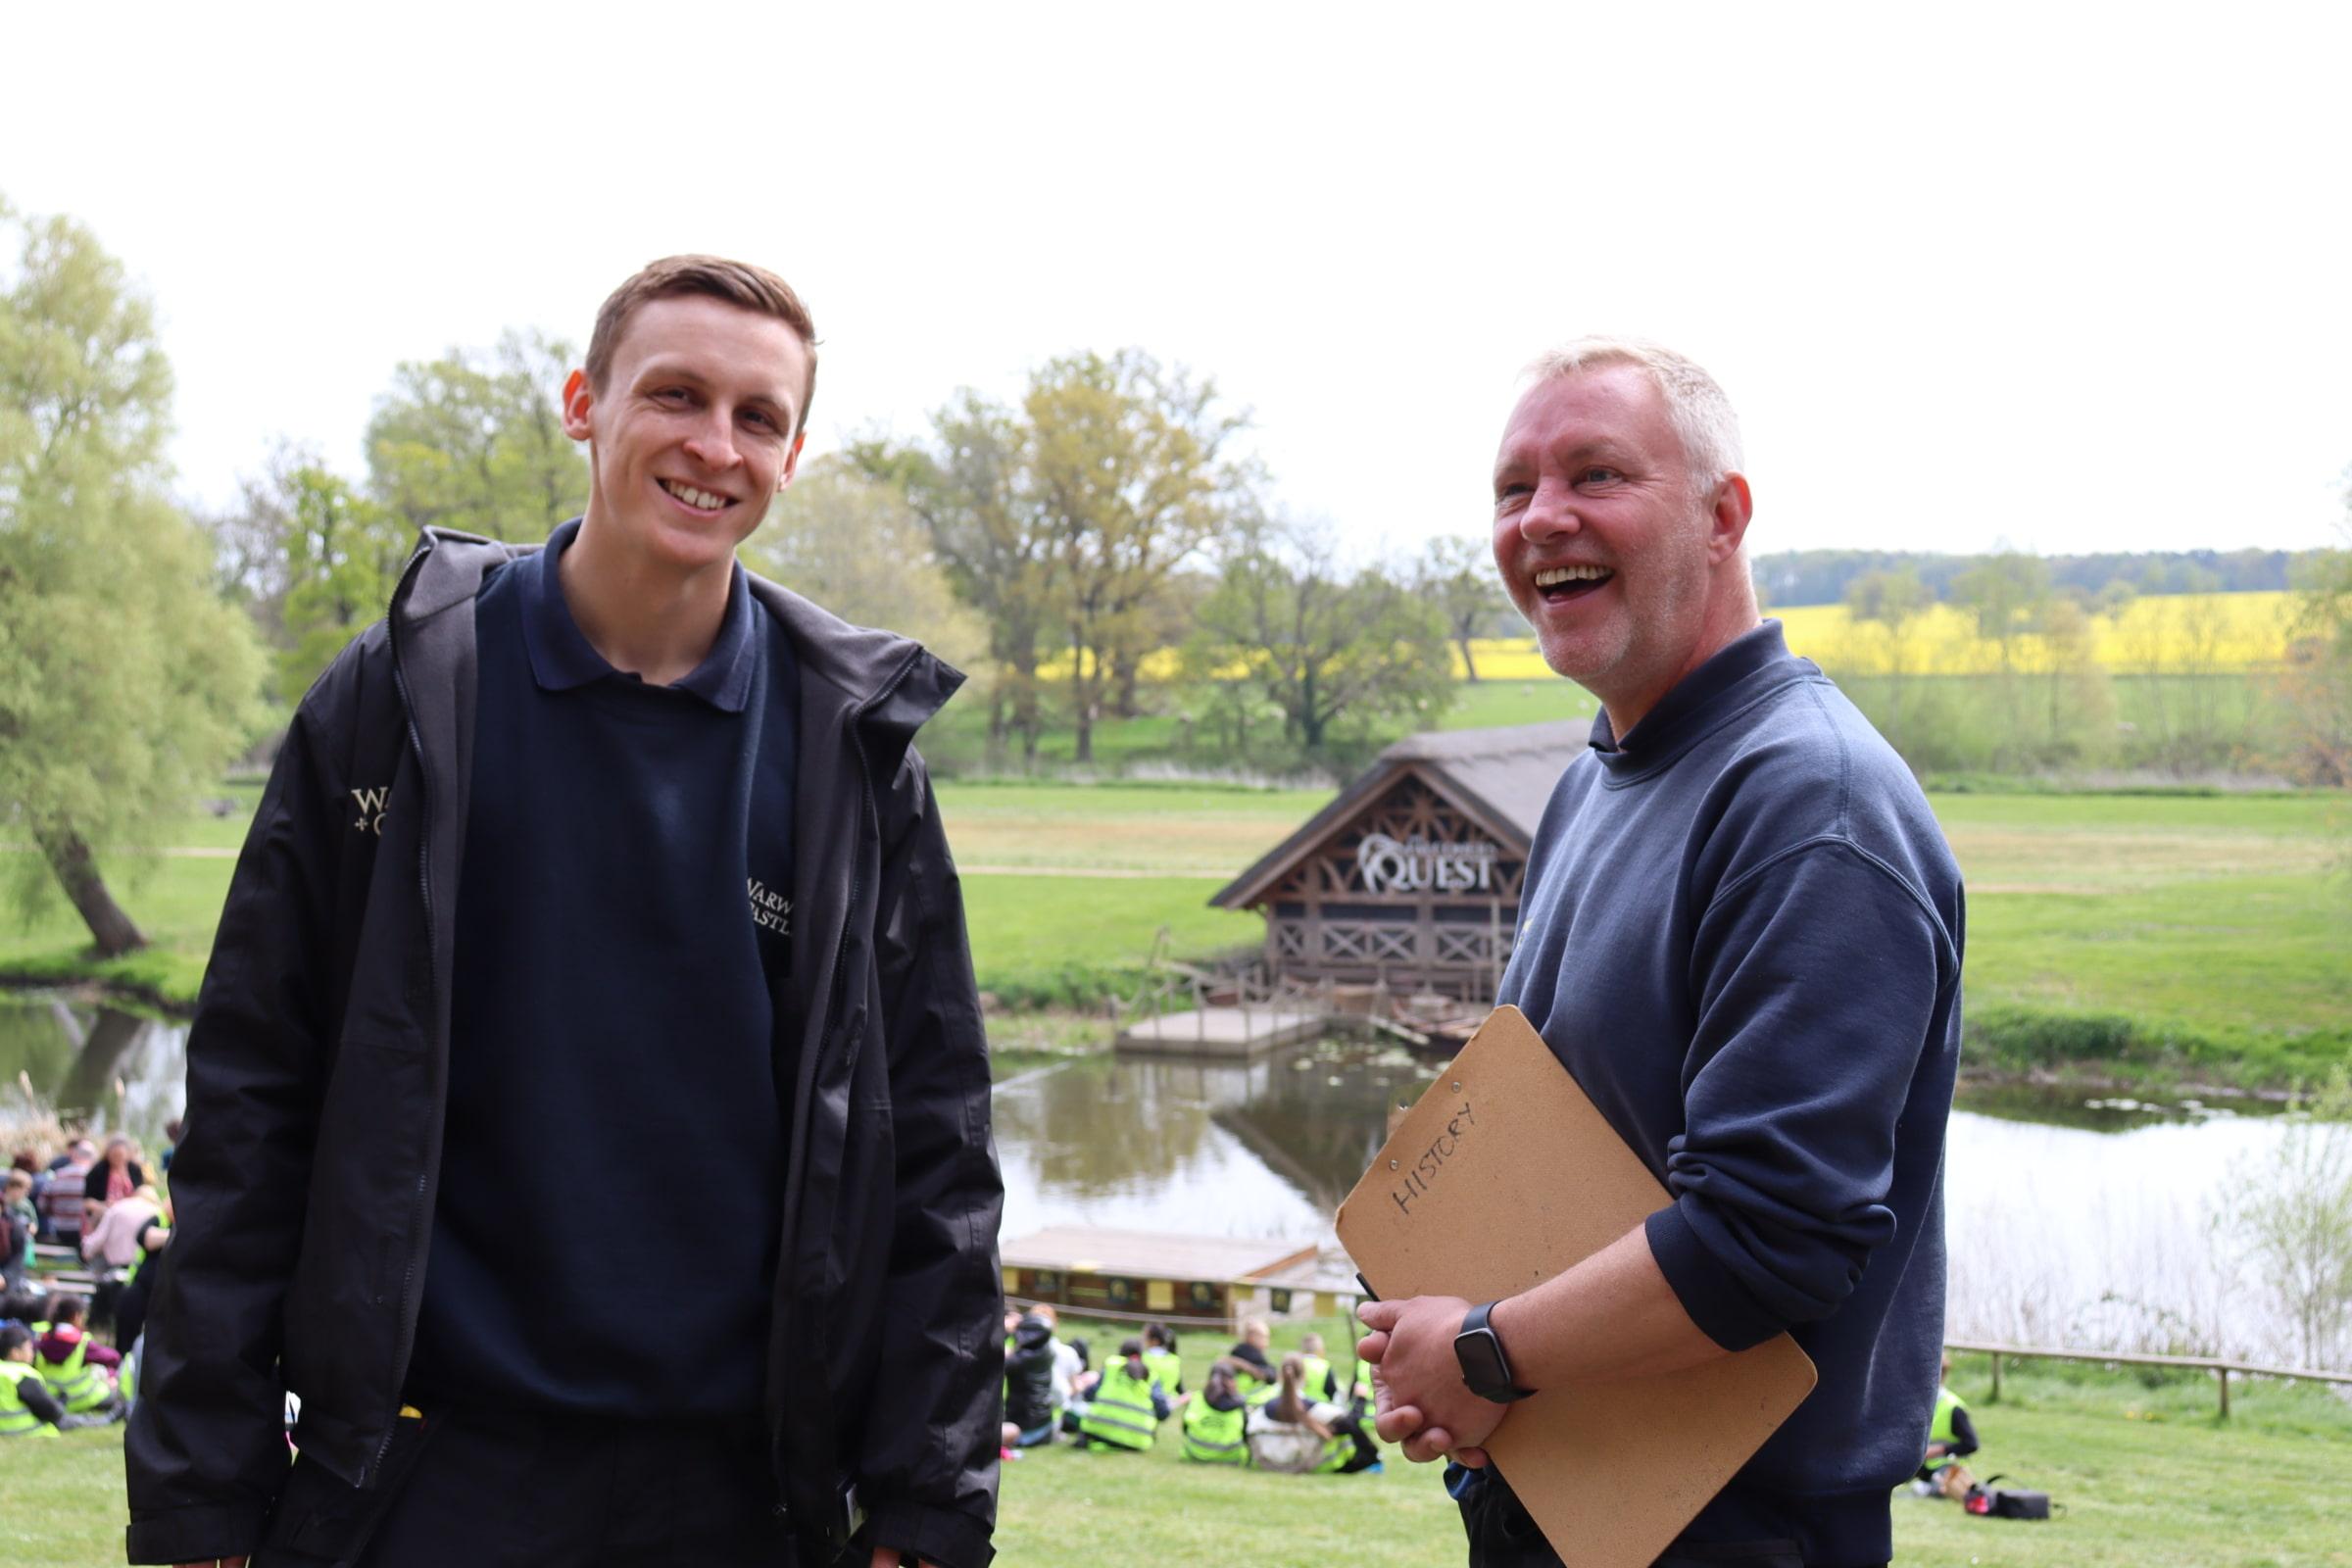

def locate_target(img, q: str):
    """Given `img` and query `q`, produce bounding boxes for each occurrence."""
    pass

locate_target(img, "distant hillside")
[1753,548,2322,608]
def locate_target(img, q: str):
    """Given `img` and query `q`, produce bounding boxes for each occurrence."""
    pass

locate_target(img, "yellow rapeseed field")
[1454,591,2298,681]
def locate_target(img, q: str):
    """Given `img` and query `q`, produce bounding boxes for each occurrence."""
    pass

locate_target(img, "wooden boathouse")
[1209,722,1581,998]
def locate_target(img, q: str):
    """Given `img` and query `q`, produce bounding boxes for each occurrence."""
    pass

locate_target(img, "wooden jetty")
[1113,1004,1325,1056]
[1002,1225,1366,1326]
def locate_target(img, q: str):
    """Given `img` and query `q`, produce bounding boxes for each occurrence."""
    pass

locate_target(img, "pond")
[3,991,2331,1368]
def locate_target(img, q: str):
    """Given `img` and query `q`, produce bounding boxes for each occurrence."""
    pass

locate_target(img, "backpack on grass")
[1965,1474,2055,1520]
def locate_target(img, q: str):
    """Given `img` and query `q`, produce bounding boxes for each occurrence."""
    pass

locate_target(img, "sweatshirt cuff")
[863,1498,997,1568]
[1644,1200,1784,1352]
[125,1501,269,1566]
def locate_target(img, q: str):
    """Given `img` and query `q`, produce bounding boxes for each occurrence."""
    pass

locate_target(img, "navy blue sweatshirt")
[1495,622,1963,1566]
[412,519,799,1417]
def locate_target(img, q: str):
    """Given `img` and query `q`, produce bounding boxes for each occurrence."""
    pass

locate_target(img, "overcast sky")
[8,3,2348,561]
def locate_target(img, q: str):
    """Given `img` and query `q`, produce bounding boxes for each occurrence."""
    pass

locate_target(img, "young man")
[1358,341,1962,1568]
[128,257,1003,1568]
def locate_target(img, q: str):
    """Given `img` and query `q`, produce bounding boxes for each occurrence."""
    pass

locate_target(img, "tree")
[366,328,587,543]
[852,392,1058,767]
[1026,350,1257,763]
[0,201,264,956]
[2216,1069,2352,1370]
[2278,538,2352,788]
[1842,565,1934,758]
[737,456,987,675]
[1187,518,1454,759]
[1414,536,1509,682]
[276,465,413,703]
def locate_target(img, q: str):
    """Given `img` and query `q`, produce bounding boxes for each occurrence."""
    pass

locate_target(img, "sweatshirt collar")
[517,517,760,712]
[1587,620,1810,764]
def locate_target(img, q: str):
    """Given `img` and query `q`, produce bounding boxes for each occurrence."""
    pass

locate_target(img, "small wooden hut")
[1210,721,1581,997]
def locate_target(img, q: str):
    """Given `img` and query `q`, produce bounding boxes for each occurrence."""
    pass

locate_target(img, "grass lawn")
[8,1349,2346,1568]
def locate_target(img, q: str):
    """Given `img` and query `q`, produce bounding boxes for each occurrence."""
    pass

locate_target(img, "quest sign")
[1354,833,1500,896]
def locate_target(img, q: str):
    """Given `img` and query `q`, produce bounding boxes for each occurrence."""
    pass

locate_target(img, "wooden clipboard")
[1335,1005,1817,1567]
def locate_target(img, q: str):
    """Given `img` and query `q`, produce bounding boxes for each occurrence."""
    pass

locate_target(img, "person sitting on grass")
[1072,1338,1171,1452]
[1227,1315,1275,1395]
[1176,1357,1254,1465]
[3,1323,73,1438]
[1245,1352,1380,1476]
[1915,1353,1980,1494]
[1142,1321,1183,1396]
[34,1295,123,1420]
[1002,1311,1061,1450]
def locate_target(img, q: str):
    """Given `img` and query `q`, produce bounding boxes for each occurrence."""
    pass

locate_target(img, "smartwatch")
[1452,1299,1536,1403]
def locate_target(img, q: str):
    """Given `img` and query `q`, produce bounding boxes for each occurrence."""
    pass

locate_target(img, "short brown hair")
[585,254,819,432]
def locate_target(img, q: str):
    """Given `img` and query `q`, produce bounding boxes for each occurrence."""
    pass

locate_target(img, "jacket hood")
[1012,1317,1054,1351]
[391,526,965,737]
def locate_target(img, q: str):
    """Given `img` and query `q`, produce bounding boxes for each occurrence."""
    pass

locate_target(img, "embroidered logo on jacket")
[349,786,391,837]
[748,876,791,936]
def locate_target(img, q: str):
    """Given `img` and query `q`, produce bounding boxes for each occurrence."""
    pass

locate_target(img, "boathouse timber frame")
[1210,722,1582,997]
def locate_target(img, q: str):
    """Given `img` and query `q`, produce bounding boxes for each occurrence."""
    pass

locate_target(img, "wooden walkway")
[1113,1005,1326,1056]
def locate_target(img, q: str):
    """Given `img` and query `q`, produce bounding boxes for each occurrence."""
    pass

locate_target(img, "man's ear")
[1705,472,1754,565]
[561,368,595,443]
[777,429,806,493]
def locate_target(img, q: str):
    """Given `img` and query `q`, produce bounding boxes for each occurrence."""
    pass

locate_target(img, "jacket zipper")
[371,553,437,1486]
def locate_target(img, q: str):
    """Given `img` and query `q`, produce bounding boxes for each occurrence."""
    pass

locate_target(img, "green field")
[3,778,2345,1086]
[6,1344,2346,1568]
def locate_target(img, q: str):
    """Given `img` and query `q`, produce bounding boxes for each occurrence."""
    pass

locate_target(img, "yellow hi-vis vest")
[1143,1347,1182,1395]
[1,1361,57,1438]
[37,1332,110,1413]
[1298,1354,1334,1401]
[127,1222,169,1286]
[1078,1362,1160,1451]
[1181,1396,1249,1464]
[1931,1386,1965,1447]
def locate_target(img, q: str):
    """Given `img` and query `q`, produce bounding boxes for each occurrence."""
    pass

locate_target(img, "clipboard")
[1335,1005,1817,1567]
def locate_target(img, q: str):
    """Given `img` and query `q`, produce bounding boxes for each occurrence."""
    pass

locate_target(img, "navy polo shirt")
[412,518,799,1417]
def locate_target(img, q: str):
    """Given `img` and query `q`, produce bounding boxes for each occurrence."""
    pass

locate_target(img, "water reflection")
[991,1039,1435,1242]
[0,990,2331,1366]
[0,992,187,1154]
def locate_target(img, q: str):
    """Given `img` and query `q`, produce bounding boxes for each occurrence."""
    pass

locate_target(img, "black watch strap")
[1454,1299,1537,1403]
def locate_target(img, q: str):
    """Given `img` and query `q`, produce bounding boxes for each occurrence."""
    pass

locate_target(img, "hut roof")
[1210,720,1585,909]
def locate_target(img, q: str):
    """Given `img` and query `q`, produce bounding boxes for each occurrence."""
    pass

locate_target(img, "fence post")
[1989,1351,2003,1403]
[2216,1366,2230,1420]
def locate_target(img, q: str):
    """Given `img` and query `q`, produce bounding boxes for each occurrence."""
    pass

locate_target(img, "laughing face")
[1490,364,1752,731]
[563,293,809,576]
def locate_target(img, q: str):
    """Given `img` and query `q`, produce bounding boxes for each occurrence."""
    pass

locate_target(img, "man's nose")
[1516,480,1582,541]
[683,410,742,470]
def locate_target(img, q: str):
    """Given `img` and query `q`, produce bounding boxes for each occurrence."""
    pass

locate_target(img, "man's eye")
[1494,485,1529,510]
[1580,466,1623,486]
[742,410,777,432]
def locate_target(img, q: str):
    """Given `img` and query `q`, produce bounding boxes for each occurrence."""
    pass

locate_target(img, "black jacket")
[1002,1316,1057,1434]
[127,529,1004,1568]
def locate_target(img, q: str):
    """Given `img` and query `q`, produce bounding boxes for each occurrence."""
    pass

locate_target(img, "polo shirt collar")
[518,516,760,712]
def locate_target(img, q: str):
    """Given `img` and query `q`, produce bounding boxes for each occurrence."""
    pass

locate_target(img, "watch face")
[1457,1329,1511,1395]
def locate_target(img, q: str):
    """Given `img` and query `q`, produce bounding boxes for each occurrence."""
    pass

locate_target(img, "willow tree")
[0,200,263,956]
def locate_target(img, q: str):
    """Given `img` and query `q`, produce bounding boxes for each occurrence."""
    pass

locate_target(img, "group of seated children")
[1003,1310,1380,1475]
[0,1294,130,1438]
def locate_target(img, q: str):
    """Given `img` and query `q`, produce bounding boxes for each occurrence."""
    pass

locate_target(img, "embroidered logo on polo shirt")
[748,876,791,937]
[349,785,391,837]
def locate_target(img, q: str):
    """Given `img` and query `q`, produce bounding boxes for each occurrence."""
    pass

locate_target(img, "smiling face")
[563,294,809,577]
[1491,364,1755,732]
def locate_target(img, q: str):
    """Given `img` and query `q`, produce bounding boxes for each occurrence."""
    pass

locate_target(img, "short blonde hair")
[1525,336,1743,489]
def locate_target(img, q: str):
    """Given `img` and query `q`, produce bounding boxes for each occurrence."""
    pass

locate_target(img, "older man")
[1358,340,1963,1568]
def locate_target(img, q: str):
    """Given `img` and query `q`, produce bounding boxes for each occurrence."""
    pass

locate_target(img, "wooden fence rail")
[1945,1338,2352,1418]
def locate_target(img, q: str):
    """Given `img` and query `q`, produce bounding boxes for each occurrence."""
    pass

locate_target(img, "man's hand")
[869,1549,925,1567]
[1355,1295,1510,1466]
